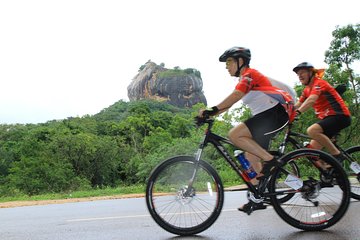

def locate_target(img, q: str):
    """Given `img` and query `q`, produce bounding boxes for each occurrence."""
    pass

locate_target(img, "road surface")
[0,191,359,240]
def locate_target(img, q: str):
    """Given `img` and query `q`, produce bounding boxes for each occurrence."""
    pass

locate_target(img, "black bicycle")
[145,116,350,236]
[271,121,360,199]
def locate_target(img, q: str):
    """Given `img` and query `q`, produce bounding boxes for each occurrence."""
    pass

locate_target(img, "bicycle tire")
[146,156,224,236]
[344,145,360,200]
[269,149,350,231]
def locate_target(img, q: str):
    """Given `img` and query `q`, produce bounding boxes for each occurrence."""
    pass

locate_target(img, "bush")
[7,156,76,195]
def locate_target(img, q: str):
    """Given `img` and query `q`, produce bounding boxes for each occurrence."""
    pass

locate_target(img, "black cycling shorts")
[244,103,289,150]
[317,115,351,138]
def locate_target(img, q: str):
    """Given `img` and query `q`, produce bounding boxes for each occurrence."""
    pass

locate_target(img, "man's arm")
[216,90,244,113]
[294,101,302,109]
[296,94,318,113]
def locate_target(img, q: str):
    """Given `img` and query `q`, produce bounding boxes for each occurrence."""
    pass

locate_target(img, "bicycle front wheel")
[269,149,350,231]
[344,145,360,200]
[145,156,224,236]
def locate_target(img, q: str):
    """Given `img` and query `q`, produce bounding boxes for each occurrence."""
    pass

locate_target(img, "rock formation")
[127,61,207,108]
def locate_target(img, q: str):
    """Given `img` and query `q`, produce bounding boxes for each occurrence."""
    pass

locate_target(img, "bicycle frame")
[187,118,351,200]
[191,120,260,197]
[276,123,310,155]
[277,123,356,163]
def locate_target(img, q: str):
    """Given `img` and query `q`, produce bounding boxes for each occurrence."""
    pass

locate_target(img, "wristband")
[211,106,219,114]
[203,106,220,117]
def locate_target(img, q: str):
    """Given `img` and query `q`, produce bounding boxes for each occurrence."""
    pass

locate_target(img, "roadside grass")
[0,185,145,203]
[0,181,243,204]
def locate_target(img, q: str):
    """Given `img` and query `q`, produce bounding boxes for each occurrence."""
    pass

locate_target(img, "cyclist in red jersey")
[293,62,351,161]
[199,47,295,212]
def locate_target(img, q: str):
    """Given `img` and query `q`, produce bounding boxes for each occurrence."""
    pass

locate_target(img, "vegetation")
[0,100,198,197]
[0,185,144,203]
[157,67,202,79]
[138,60,202,79]
[0,23,359,202]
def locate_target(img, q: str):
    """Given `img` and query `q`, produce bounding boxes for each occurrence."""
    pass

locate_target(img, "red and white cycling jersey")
[299,77,350,119]
[235,68,296,122]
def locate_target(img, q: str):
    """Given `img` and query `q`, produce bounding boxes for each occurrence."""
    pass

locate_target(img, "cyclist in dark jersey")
[293,62,351,161]
[199,47,295,212]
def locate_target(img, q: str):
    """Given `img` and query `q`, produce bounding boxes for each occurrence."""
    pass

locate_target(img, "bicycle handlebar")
[194,116,214,128]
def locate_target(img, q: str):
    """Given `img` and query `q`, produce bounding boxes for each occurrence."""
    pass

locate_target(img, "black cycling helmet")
[219,47,251,77]
[219,46,251,63]
[293,62,314,73]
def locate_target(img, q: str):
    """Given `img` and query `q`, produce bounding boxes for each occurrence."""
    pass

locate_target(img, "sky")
[0,0,359,124]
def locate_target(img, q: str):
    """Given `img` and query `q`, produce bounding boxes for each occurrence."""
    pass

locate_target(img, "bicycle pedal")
[320,182,334,188]
[246,207,253,216]
[239,201,267,216]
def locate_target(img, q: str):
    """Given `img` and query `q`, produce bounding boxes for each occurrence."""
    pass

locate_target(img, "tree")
[323,23,360,145]
[325,24,360,68]
[325,23,360,114]
[168,115,193,138]
[7,155,76,195]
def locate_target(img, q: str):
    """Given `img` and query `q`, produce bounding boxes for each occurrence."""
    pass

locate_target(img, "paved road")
[0,191,359,240]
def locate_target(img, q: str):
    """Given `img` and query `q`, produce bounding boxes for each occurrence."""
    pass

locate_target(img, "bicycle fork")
[182,141,206,197]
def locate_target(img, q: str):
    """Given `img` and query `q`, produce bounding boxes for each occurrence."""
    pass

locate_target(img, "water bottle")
[234,150,257,179]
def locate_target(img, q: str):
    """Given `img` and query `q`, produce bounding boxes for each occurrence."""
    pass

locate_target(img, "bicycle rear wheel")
[146,156,224,236]
[344,146,360,200]
[269,149,350,231]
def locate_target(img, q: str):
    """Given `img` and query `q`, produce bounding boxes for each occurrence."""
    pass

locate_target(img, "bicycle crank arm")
[307,199,319,207]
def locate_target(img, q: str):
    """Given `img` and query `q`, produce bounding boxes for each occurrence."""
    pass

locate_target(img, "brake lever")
[194,116,205,127]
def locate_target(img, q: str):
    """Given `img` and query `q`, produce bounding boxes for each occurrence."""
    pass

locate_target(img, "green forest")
[0,24,359,198]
